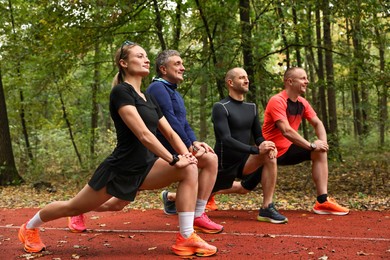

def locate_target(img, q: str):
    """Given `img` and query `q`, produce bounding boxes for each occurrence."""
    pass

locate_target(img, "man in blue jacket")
[146,50,223,234]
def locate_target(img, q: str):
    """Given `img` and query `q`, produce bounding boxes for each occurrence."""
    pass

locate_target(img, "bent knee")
[182,164,198,181]
[311,150,328,159]
[110,202,128,211]
[233,182,251,194]
[238,187,251,194]
[199,152,218,169]
[263,156,277,165]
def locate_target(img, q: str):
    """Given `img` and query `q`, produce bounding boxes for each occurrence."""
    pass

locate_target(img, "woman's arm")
[118,105,187,164]
[157,116,191,155]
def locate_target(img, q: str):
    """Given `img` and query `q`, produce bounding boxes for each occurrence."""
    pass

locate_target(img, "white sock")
[178,212,194,238]
[194,199,207,218]
[26,211,44,229]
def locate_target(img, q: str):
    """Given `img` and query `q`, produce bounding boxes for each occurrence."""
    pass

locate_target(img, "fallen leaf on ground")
[357,251,371,256]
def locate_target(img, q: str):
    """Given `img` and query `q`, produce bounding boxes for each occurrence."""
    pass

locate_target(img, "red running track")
[1,208,389,259]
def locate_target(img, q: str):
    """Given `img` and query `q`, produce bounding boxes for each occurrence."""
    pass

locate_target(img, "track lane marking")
[2,226,389,242]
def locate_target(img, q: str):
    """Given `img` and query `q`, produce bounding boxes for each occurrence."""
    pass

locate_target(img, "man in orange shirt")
[262,67,349,215]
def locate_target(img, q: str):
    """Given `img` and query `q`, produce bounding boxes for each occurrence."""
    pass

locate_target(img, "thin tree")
[8,0,33,162]
[152,0,167,50]
[239,0,256,104]
[277,0,290,68]
[0,65,24,185]
[90,41,100,158]
[315,7,329,132]
[323,0,341,158]
[351,4,370,137]
[374,15,388,147]
[345,19,362,138]
[292,1,308,140]
[199,35,209,141]
[194,0,225,99]
[58,88,83,167]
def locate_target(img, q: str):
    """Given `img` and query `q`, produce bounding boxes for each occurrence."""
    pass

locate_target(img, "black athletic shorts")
[212,154,262,193]
[237,144,312,191]
[277,144,311,165]
[88,158,157,201]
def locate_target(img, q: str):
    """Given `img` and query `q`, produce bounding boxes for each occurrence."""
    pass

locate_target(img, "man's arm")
[147,84,193,147]
[308,116,327,142]
[275,116,328,152]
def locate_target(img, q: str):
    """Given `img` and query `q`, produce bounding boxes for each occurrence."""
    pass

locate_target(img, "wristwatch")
[169,154,180,166]
[310,142,317,151]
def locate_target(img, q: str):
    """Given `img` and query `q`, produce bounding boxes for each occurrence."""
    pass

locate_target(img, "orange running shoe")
[313,197,349,215]
[205,195,218,211]
[171,232,217,257]
[68,214,87,233]
[18,223,46,253]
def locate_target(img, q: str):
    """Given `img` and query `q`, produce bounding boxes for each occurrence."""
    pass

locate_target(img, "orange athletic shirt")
[262,90,317,157]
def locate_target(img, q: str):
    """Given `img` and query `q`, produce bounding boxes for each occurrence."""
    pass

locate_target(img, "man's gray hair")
[155,50,181,77]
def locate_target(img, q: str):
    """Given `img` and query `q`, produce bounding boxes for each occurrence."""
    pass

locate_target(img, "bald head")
[225,67,246,84]
[283,67,305,84]
[224,67,249,99]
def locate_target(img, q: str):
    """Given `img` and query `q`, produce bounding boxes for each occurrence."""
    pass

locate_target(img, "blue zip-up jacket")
[146,78,197,153]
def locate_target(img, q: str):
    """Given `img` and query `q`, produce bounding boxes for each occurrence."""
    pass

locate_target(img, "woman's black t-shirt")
[107,82,163,173]
[88,82,163,201]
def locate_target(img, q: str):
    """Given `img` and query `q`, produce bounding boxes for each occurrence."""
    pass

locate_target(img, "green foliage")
[0,0,388,183]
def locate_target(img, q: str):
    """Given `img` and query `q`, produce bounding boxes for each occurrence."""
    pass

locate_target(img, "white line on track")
[2,226,389,242]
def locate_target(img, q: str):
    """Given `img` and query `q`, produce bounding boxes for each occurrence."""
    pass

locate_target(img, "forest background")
[0,0,388,211]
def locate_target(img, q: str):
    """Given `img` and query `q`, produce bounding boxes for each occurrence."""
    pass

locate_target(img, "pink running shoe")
[194,212,223,234]
[68,214,87,233]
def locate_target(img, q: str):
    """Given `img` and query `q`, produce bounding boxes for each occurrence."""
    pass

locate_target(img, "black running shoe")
[160,190,177,215]
[257,203,288,224]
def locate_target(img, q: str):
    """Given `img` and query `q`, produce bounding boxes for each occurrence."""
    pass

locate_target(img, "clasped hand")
[313,140,329,152]
[174,153,197,168]
[192,141,215,158]
[259,141,278,159]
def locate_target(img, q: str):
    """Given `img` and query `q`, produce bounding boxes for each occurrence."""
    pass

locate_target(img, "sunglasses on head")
[120,40,135,59]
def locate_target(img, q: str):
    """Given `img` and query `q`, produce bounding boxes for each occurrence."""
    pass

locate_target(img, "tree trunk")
[59,90,83,166]
[153,0,166,50]
[199,35,208,141]
[350,18,363,138]
[173,0,182,50]
[352,11,370,137]
[19,88,33,161]
[361,83,369,136]
[277,0,290,68]
[239,0,256,104]
[292,3,301,67]
[292,2,308,139]
[323,0,340,155]
[304,6,318,112]
[195,0,225,99]
[315,8,328,132]
[8,0,33,162]
[357,22,369,137]
[375,25,388,146]
[90,41,100,158]
[0,66,24,185]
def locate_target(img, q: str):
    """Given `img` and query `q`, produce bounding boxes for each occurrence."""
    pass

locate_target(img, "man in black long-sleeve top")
[211,67,287,224]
